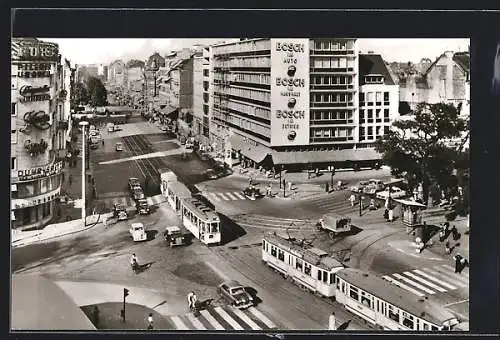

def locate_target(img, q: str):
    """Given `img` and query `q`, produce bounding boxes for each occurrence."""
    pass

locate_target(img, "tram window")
[212,222,219,233]
[296,259,303,271]
[376,300,379,312]
[349,286,359,301]
[271,246,277,257]
[330,273,335,284]
[341,282,345,293]
[422,323,429,331]
[304,263,312,276]
[336,277,340,289]
[361,293,372,308]
[431,325,438,331]
[324,273,328,283]
[266,242,268,252]
[388,306,399,322]
[318,270,322,280]
[262,240,266,250]
[278,249,285,261]
[402,316,414,329]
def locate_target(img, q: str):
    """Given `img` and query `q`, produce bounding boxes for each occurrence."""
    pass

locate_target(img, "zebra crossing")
[205,191,248,201]
[165,306,278,330]
[382,264,469,297]
[95,194,166,210]
[234,214,316,230]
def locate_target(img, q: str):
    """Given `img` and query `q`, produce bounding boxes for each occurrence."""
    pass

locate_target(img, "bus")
[262,232,460,331]
[180,197,221,246]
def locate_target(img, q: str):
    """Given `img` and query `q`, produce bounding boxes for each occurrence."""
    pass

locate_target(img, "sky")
[41,38,470,66]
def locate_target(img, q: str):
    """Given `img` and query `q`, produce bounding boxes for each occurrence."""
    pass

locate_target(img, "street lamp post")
[79,121,89,226]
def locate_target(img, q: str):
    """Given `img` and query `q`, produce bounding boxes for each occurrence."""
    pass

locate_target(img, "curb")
[12,214,112,248]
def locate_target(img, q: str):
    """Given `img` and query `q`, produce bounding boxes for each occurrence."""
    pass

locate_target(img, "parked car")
[107,123,122,132]
[350,180,369,193]
[242,186,262,200]
[128,177,142,192]
[136,198,150,215]
[131,187,145,200]
[376,186,407,200]
[129,222,147,242]
[113,203,128,221]
[115,142,124,151]
[217,280,254,309]
[164,226,185,247]
[363,179,386,195]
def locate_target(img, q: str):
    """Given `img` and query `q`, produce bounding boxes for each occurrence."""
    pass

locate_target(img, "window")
[12,103,17,116]
[318,270,322,280]
[384,126,390,135]
[402,314,414,329]
[359,109,365,121]
[384,108,389,118]
[11,130,17,144]
[349,286,359,301]
[367,109,373,123]
[271,246,277,257]
[329,273,335,284]
[295,259,303,271]
[431,325,439,331]
[366,92,374,106]
[336,277,340,289]
[304,263,312,276]
[423,323,429,331]
[262,240,266,250]
[388,306,399,322]
[360,292,372,308]
[384,91,389,103]
[278,249,285,261]
[11,157,17,170]
[341,282,345,293]
[367,126,373,138]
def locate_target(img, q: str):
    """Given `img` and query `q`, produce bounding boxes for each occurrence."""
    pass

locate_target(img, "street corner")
[388,240,448,261]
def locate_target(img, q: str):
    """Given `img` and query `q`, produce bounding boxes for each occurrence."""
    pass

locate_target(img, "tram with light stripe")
[262,232,460,331]
[181,197,221,246]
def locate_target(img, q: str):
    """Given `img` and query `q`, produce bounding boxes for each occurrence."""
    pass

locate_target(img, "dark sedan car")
[217,280,254,309]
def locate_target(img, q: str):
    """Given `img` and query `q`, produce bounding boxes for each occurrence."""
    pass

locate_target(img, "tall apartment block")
[209,38,399,170]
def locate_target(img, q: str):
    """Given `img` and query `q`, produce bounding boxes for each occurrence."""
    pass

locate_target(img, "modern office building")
[11,38,72,229]
[209,38,399,170]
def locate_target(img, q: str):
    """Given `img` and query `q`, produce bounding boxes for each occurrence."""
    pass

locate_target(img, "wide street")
[12,114,469,330]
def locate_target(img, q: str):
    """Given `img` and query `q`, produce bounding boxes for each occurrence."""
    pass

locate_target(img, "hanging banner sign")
[270,39,310,146]
[16,161,63,182]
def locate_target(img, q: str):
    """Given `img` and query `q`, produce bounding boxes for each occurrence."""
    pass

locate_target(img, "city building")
[11,38,72,229]
[192,48,211,147]
[398,51,470,117]
[125,61,144,94]
[107,59,126,90]
[209,38,398,170]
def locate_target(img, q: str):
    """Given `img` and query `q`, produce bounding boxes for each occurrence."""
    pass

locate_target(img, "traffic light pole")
[122,288,129,323]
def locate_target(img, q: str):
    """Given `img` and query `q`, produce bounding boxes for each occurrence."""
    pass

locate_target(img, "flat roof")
[182,197,219,221]
[336,268,457,326]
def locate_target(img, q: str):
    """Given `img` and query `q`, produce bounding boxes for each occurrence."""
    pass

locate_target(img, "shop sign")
[12,187,61,209]
[17,161,63,182]
[270,39,310,146]
[19,85,51,102]
[12,41,59,62]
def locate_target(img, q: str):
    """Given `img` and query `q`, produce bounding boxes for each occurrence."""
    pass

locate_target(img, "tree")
[375,102,468,205]
[86,76,108,107]
[71,82,89,108]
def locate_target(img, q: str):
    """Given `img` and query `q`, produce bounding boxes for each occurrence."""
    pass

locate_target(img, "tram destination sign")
[17,161,63,182]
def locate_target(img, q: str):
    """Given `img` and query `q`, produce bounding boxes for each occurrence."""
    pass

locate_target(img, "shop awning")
[271,148,381,165]
[394,199,427,207]
[228,134,272,164]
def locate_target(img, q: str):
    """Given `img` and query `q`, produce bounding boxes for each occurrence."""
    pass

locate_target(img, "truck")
[318,212,352,239]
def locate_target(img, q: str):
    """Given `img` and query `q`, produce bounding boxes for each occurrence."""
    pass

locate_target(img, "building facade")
[209,38,398,169]
[192,53,204,138]
[108,60,126,89]
[11,38,72,229]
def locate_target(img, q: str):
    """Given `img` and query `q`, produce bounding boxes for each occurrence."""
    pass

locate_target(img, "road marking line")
[209,193,221,201]
[214,307,243,330]
[382,275,425,297]
[186,313,206,330]
[200,310,225,330]
[442,264,469,279]
[204,261,231,281]
[170,316,188,329]
[248,307,277,328]
[443,298,469,308]
[218,193,230,200]
[432,266,469,285]
[403,272,447,292]
[233,192,246,199]
[413,269,457,290]
[420,268,468,288]
[225,192,238,200]
[392,273,436,294]
[230,307,262,330]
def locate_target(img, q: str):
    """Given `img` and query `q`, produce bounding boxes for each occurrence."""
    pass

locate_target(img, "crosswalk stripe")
[248,307,277,328]
[432,265,469,285]
[209,193,221,201]
[413,269,457,290]
[233,192,246,199]
[200,310,225,330]
[392,273,436,294]
[170,316,188,329]
[382,275,426,297]
[186,313,207,330]
[420,268,468,288]
[214,307,243,330]
[225,192,238,200]
[403,272,447,292]
[230,307,262,330]
[442,264,469,279]
[218,193,230,201]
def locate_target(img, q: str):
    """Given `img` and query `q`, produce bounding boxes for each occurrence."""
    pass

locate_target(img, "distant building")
[192,46,211,147]
[108,59,126,89]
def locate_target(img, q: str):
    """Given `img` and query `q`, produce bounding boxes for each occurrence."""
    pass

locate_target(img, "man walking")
[349,194,356,207]
[328,312,336,330]
[147,313,154,330]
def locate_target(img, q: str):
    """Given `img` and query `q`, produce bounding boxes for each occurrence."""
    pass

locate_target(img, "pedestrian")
[349,194,356,207]
[316,168,320,177]
[388,208,394,222]
[288,181,293,191]
[383,208,389,221]
[147,313,154,330]
[328,312,336,331]
[445,241,451,254]
[439,228,445,242]
[454,254,463,273]
[325,182,329,193]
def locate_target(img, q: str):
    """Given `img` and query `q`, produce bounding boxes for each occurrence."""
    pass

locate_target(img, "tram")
[262,232,460,331]
[180,197,221,246]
